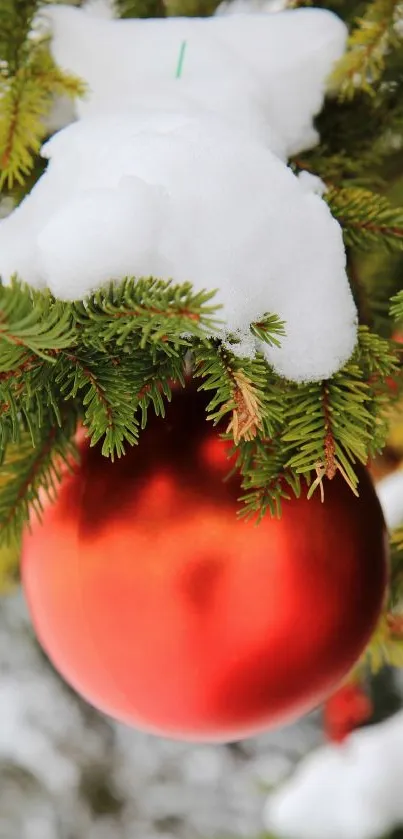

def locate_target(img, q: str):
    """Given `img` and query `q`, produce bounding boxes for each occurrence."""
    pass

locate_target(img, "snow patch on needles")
[0,6,356,382]
[216,0,289,15]
[376,469,403,530]
[82,0,118,19]
[263,710,403,839]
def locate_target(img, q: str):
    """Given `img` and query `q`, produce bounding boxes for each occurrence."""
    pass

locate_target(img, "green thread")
[175,41,187,79]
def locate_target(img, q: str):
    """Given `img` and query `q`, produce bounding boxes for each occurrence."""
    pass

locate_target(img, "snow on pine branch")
[0,5,358,383]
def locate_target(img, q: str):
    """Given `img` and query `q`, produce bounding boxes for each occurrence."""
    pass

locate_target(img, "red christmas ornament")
[22,386,388,742]
[323,681,373,743]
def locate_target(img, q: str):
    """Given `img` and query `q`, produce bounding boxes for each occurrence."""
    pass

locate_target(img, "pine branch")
[73,277,223,352]
[329,0,403,99]
[0,278,76,362]
[192,342,283,443]
[235,436,301,520]
[131,353,186,429]
[0,279,77,448]
[297,91,403,186]
[0,277,223,460]
[357,324,400,380]
[326,187,403,251]
[115,0,166,17]
[0,411,78,546]
[0,536,20,592]
[362,612,403,672]
[342,527,403,674]
[163,0,220,16]
[192,339,294,518]
[54,351,141,459]
[281,327,397,496]
[0,0,39,71]
[391,289,403,323]
[249,313,285,347]
[0,366,64,453]
[54,349,186,459]
[0,30,85,189]
[392,526,403,552]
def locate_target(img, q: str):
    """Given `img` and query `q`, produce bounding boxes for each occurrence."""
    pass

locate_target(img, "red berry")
[22,386,388,742]
[324,682,373,743]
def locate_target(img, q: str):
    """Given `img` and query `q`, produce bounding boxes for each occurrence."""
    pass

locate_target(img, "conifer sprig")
[115,0,166,17]
[391,289,403,324]
[55,351,141,459]
[0,0,85,190]
[358,531,403,673]
[73,277,223,352]
[281,328,397,495]
[326,187,403,251]
[0,278,76,362]
[236,436,301,520]
[0,0,40,71]
[192,343,283,442]
[0,411,78,546]
[249,314,285,347]
[329,0,403,99]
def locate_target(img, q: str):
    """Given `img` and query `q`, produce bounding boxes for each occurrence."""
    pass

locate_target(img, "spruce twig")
[0,0,85,190]
[326,187,403,251]
[329,0,403,99]
[0,411,78,546]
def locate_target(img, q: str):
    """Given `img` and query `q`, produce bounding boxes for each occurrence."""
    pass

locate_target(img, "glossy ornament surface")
[22,386,388,742]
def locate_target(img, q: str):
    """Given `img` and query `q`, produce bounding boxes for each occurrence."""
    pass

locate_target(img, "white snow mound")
[0,6,357,382]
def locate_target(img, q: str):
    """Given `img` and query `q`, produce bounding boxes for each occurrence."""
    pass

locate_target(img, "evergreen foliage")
[326,188,403,251]
[391,289,403,323]
[0,0,85,189]
[0,270,399,544]
[329,0,403,99]
[359,528,403,672]
[0,411,78,544]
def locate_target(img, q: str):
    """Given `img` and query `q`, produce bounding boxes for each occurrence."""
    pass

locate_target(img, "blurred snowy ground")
[264,697,403,839]
[0,591,323,839]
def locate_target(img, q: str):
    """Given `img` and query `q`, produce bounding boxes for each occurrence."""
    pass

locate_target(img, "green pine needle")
[250,313,286,347]
[0,278,76,362]
[0,411,78,546]
[326,187,403,252]
[329,0,403,99]
[391,290,403,324]
[73,277,223,351]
